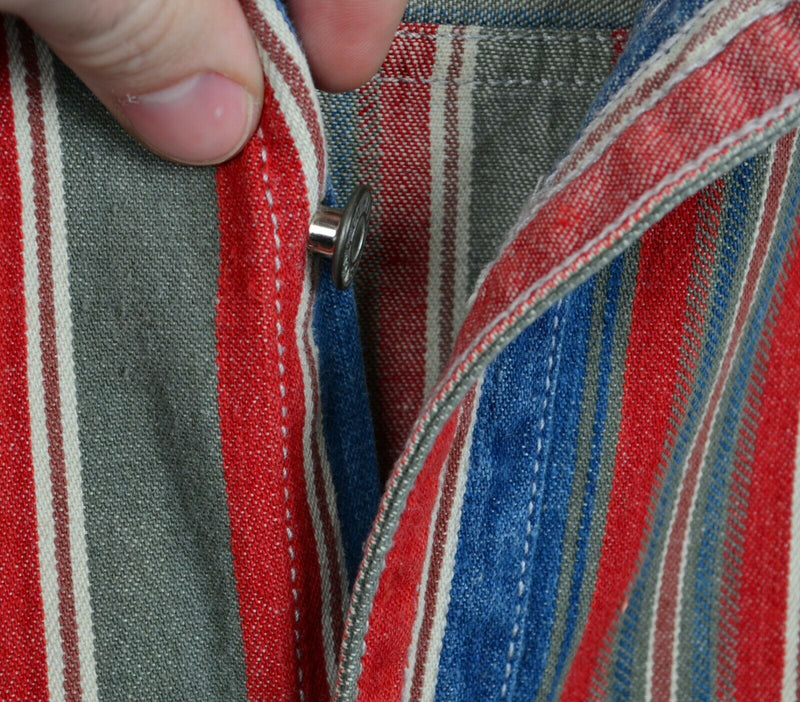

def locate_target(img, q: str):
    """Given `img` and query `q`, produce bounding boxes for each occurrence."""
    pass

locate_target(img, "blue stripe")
[401,4,642,29]
[435,281,597,700]
[516,277,596,699]
[546,253,627,701]
[323,91,358,202]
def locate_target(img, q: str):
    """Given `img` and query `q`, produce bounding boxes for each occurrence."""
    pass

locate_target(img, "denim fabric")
[313,259,381,583]
[2,0,800,699]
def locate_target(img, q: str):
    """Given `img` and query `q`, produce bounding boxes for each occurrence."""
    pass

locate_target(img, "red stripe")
[733,196,800,698]
[557,0,763,191]
[370,25,437,473]
[610,29,629,64]
[216,85,328,701]
[450,5,800,382]
[409,389,475,702]
[357,404,460,701]
[562,194,702,699]
[651,134,794,699]
[0,26,48,701]
[438,30,465,369]
[649,180,726,700]
[20,28,82,701]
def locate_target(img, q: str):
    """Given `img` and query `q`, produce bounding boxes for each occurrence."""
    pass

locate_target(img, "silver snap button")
[307,185,372,289]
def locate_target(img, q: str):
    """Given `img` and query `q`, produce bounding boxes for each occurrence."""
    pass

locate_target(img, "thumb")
[9,0,264,165]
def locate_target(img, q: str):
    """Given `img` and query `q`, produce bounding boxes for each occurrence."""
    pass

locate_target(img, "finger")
[290,0,407,92]
[7,0,264,165]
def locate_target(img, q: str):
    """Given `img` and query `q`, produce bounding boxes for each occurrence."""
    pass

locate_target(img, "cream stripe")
[6,18,64,701]
[451,27,480,333]
[253,0,326,207]
[419,377,484,701]
[257,44,322,213]
[297,264,345,693]
[782,404,800,700]
[423,28,455,397]
[253,0,321,120]
[36,38,98,700]
[666,133,798,701]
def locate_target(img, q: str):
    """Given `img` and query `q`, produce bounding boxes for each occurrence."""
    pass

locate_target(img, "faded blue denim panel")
[541,254,628,702]
[313,256,381,583]
[434,280,594,701]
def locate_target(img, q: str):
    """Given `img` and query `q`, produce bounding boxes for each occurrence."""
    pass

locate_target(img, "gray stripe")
[404,0,642,29]
[54,62,248,700]
[467,29,615,291]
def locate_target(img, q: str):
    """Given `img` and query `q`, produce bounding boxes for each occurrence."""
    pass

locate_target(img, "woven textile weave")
[1,0,800,700]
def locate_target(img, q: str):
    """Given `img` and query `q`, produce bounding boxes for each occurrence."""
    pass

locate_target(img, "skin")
[2,0,407,164]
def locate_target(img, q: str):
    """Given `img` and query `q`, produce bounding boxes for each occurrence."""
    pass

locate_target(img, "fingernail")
[120,73,257,165]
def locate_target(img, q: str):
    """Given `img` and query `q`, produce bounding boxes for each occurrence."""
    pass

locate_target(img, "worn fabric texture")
[1,0,800,701]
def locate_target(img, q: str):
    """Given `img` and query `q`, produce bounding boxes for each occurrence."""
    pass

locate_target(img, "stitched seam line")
[455,90,800,406]
[499,305,560,699]
[515,0,791,234]
[373,76,605,87]
[396,29,612,43]
[338,107,800,702]
[259,127,306,702]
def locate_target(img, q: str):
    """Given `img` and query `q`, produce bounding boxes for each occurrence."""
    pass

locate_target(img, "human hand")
[3,0,406,164]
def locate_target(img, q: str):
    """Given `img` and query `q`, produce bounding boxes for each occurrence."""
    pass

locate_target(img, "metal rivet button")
[307,185,372,290]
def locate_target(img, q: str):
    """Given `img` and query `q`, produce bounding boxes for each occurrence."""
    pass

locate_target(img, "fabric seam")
[259,126,307,701]
[335,100,800,702]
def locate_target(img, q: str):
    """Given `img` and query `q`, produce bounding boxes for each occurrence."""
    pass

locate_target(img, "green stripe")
[55,62,248,701]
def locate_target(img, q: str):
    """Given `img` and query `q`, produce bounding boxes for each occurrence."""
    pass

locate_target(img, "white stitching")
[448,90,800,410]
[373,76,605,88]
[396,29,612,43]
[515,0,791,233]
[500,304,561,699]
[259,127,306,702]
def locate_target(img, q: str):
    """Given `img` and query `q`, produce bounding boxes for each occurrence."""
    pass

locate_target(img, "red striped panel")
[733,215,800,698]
[450,4,800,376]
[561,194,702,699]
[357,406,460,701]
[368,24,437,472]
[20,29,83,700]
[216,86,328,701]
[712,132,797,697]
[0,29,48,701]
